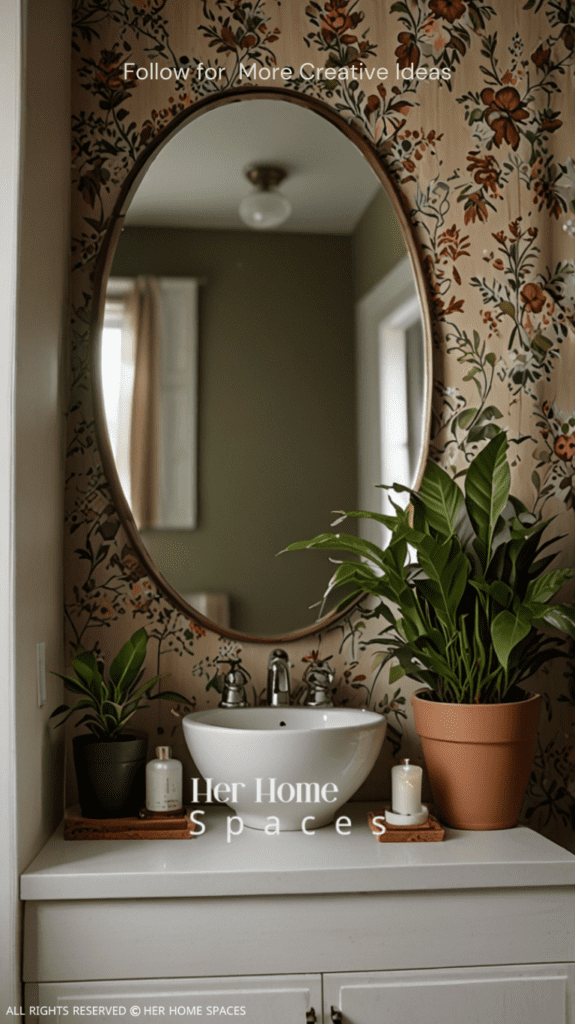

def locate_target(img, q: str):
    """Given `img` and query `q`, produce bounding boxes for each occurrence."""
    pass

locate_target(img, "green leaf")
[491,608,532,671]
[329,561,377,584]
[529,553,557,579]
[124,673,167,707]
[463,366,481,381]
[476,405,503,424]
[417,461,464,536]
[467,422,502,444]
[73,650,104,700]
[507,495,530,518]
[147,690,189,703]
[465,432,510,568]
[490,580,514,607]
[329,509,397,528]
[498,301,516,318]
[71,651,95,685]
[74,715,106,737]
[49,704,72,720]
[414,536,469,628]
[457,407,478,430]
[51,671,93,698]
[471,578,514,608]
[389,664,405,685]
[517,647,565,684]
[323,562,382,609]
[392,583,430,642]
[49,699,94,726]
[109,628,148,696]
[538,605,575,638]
[283,532,386,570]
[522,600,551,622]
[102,700,122,720]
[526,568,574,604]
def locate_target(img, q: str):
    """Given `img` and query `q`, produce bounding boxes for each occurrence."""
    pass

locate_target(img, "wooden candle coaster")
[368,807,445,842]
[64,806,196,840]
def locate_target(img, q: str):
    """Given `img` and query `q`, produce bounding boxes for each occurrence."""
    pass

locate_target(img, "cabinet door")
[324,965,575,1024]
[27,975,322,1024]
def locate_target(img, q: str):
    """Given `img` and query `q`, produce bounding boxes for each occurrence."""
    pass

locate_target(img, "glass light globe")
[239,191,292,230]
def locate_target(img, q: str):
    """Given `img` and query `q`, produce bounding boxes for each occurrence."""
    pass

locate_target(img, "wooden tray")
[368,807,445,842]
[64,806,196,840]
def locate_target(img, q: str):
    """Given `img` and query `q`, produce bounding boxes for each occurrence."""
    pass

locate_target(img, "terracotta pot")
[412,689,541,830]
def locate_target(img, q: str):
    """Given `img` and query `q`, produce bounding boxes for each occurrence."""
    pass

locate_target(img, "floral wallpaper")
[68,0,575,846]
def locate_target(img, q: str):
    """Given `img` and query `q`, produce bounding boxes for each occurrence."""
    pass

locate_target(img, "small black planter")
[73,734,148,818]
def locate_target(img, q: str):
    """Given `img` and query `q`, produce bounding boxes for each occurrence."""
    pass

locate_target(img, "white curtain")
[126,276,161,530]
[102,276,199,530]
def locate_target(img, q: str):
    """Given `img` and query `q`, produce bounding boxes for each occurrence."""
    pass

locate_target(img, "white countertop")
[20,802,575,902]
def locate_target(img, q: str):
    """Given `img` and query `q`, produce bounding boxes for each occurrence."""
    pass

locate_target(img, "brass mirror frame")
[90,87,434,644]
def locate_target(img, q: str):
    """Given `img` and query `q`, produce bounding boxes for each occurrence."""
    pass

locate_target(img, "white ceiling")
[125,98,382,235]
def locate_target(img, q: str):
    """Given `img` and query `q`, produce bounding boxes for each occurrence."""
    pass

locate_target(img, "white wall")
[0,2,22,1004]
[0,0,70,1004]
[15,0,70,869]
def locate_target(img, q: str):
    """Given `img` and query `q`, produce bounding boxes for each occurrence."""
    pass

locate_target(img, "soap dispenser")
[145,746,183,815]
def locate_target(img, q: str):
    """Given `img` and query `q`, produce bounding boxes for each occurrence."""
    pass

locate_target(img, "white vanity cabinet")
[25,976,321,1023]
[21,804,575,1023]
[26,967,575,1024]
[324,966,575,1023]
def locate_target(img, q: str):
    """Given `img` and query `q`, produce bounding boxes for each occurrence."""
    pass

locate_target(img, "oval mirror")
[95,96,432,640]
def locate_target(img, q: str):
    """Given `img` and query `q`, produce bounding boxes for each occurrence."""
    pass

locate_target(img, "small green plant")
[286,433,575,704]
[50,628,188,739]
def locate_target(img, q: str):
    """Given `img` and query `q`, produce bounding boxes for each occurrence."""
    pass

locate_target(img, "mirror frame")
[90,87,434,644]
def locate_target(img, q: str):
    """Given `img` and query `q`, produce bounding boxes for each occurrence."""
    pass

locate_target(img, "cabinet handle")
[330,1010,343,1024]
[306,1011,317,1023]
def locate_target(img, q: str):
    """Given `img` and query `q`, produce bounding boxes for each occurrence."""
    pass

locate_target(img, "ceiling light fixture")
[239,165,292,230]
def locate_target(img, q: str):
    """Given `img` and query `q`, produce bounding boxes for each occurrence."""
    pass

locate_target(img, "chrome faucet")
[267,649,290,706]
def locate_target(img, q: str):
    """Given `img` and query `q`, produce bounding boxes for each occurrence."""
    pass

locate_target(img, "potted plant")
[286,433,575,829]
[51,627,188,818]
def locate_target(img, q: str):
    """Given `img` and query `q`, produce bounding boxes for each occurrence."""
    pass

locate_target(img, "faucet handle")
[302,656,335,708]
[218,658,250,708]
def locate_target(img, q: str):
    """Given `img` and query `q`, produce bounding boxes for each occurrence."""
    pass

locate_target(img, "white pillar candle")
[392,759,423,816]
[385,758,429,827]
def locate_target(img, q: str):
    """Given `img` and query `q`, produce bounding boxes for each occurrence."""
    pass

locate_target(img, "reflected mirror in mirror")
[100,98,429,637]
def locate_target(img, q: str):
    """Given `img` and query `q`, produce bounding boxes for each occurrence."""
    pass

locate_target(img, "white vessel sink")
[182,706,386,830]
